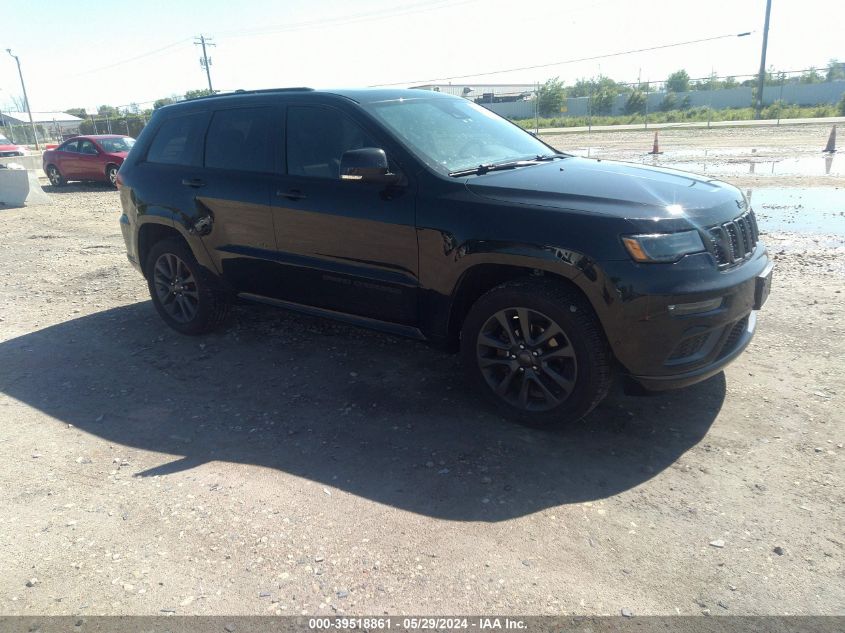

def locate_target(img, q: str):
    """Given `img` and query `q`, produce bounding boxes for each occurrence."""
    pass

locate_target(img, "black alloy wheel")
[460,278,613,425]
[145,238,230,335]
[152,252,200,324]
[476,307,578,412]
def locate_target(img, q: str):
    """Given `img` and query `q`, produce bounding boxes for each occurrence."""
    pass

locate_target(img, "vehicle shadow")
[40,182,116,194]
[0,302,725,521]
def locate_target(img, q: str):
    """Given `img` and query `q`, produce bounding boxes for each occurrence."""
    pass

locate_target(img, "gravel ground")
[0,124,843,617]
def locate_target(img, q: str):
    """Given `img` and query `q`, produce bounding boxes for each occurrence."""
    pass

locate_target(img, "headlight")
[622,230,705,263]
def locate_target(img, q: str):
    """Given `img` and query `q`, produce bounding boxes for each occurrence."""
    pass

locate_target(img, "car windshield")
[98,137,135,152]
[0,136,12,145]
[362,96,557,175]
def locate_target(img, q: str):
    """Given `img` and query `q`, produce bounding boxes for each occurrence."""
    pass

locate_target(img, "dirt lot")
[0,124,843,617]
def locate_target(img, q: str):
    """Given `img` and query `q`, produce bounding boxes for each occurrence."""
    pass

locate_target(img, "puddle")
[745,187,845,242]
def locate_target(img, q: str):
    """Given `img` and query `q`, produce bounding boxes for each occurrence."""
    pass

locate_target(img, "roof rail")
[183,87,315,102]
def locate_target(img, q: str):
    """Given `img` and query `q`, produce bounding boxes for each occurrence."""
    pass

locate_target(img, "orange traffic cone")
[649,131,662,155]
[823,125,836,153]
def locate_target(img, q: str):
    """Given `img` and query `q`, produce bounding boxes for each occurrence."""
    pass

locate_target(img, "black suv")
[118,88,772,424]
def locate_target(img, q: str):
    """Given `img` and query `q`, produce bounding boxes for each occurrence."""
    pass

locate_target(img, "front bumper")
[633,311,756,390]
[590,244,771,391]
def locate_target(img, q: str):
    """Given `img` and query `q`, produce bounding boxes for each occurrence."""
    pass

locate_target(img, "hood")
[0,143,23,151]
[465,157,747,225]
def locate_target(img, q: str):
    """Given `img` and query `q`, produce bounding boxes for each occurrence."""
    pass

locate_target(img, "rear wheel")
[460,278,613,425]
[145,238,230,335]
[46,165,65,186]
[106,164,119,187]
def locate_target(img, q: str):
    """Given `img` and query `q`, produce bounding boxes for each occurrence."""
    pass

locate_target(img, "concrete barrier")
[0,154,43,174]
[0,169,51,207]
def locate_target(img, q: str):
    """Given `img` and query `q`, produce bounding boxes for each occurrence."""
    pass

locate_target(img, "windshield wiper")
[449,159,541,178]
[448,154,567,177]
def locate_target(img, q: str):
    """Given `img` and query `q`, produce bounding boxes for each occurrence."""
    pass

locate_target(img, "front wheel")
[46,165,66,186]
[460,278,613,425]
[106,164,119,187]
[145,238,230,335]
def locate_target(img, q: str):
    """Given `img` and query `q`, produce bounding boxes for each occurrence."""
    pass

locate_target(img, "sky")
[1,0,843,114]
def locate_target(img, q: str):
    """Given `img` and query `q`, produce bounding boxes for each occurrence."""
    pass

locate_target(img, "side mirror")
[340,148,399,185]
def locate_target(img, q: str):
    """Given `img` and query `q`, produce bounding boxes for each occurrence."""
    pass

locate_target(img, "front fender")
[418,228,615,340]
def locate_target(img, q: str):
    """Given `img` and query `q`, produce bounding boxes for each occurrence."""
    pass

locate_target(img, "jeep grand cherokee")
[117,88,772,424]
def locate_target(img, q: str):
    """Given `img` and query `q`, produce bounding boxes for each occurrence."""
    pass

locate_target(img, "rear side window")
[205,107,273,173]
[146,113,206,166]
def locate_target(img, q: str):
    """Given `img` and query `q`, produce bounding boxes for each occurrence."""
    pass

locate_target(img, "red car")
[42,134,135,187]
[0,135,27,157]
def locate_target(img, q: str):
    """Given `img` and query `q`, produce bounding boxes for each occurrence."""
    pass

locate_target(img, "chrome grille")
[706,210,759,267]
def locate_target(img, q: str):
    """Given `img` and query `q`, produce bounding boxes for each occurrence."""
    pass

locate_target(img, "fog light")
[668,298,723,316]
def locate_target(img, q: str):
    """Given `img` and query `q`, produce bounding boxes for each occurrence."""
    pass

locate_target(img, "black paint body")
[118,88,771,389]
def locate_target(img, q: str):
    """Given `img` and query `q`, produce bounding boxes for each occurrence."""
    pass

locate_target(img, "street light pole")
[754,0,773,119]
[6,49,39,150]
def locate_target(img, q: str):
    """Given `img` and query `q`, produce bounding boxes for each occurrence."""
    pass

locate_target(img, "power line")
[65,0,475,78]
[71,38,193,77]
[369,31,755,87]
[216,0,479,38]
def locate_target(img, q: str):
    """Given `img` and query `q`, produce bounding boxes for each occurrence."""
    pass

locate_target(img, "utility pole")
[754,0,773,119]
[6,49,39,150]
[194,35,215,93]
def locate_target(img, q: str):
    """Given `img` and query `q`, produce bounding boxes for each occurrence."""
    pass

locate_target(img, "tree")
[153,97,176,110]
[722,76,738,89]
[659,92,677,112]
[799,67,823,84]
[839,92,845,116]
[79,119,96,135]
[665,69,690,93]
[97,105,119,117]
[65,108,88,118]
[623,90,646,115]
[567,78,592,98]
[184,89,214,100]
[826,59,845,82]
[537,77,565,116]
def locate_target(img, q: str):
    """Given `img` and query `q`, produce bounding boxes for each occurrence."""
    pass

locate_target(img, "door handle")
[277,188,306,200]
[181,178,206,188]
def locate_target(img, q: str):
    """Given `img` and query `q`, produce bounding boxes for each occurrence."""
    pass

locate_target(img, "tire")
[106,164,119,188]
[460,278,613,426]
[145,237,230,335]
[46,165,66,186]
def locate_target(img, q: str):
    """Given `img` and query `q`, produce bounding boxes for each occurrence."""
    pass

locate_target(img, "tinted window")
[61,140,79,153]
[146,113,206,166]
[79,140,98,155]
[205,107,273,172]
[287,106,377,179]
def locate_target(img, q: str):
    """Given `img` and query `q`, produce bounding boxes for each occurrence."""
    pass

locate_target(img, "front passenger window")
[287,106,377,179]
[79,140,98,155]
